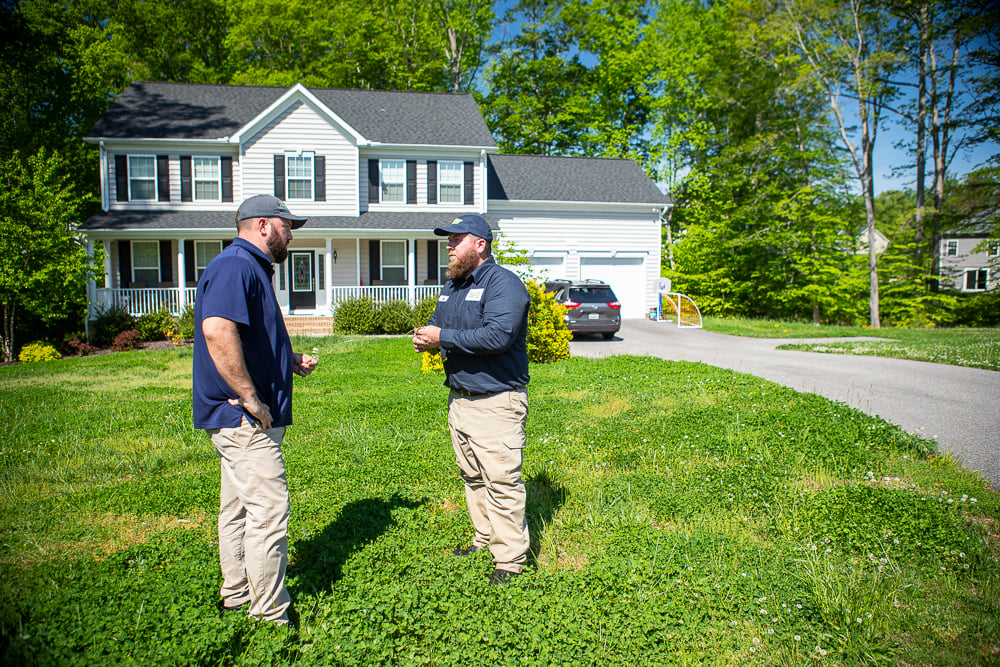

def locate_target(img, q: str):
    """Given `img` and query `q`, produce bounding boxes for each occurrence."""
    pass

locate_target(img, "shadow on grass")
[288,493,425,595]
[525,468,568,568]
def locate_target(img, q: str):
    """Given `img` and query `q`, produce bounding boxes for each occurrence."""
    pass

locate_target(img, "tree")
[0,150,95,360]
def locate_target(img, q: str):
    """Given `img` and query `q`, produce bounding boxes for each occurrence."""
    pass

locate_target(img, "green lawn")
[703,316,1000,371]
[1,337,998,665]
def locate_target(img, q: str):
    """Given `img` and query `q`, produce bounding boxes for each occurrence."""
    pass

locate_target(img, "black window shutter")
[222,239,232,248]
[159,240,172,283]
[368,159,379,204]
[180,156,192,202]
[464,161,474,205]
[427,161,437,205]
[314,155,326,201]
[273,155,285,199]
[119,242,132,288]
[185,240,196,283]
[115,155,128,201]
[368,240,380,282]
[406,160,417,204]
[157,155,170,201]
[426,240,438,282]
[221,157,233,202]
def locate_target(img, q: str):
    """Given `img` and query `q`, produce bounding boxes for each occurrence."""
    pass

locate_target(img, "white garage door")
[579,257,646,319]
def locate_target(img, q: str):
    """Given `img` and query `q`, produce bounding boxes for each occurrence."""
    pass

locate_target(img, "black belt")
[451,386,524,398]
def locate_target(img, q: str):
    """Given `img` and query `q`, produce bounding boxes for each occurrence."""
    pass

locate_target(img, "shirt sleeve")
[439,271,528,356]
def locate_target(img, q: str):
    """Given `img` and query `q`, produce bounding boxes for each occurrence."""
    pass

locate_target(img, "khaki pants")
[448,388,530,573]
[209,417,291,623]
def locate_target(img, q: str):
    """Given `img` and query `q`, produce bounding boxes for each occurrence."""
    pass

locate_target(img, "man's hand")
[293,352,318,377]
[227,394,273,430]
[413,325,442,353]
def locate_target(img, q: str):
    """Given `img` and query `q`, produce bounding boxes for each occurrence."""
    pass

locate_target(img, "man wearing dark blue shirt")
[193,194,317,624]
[413,214,531,584]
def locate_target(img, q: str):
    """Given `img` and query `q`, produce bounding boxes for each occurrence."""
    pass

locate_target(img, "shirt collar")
[230,237,274,276]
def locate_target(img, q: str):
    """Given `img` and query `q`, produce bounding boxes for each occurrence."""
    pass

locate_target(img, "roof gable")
[488,154,667,204]
[86,81,497,148]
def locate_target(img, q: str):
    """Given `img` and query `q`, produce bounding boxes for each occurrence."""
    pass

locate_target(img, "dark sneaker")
[451,545,482,557]
[488,568,521,585]
[216,599,246,614]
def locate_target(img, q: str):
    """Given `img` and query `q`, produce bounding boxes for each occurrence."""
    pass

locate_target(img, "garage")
[579,256,647,319]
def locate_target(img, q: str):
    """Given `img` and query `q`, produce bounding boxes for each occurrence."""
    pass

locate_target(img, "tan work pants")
[448,388,530,573]
[209,417,291,623]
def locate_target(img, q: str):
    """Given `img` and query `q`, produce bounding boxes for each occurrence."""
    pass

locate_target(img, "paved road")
[570,318,1000,490]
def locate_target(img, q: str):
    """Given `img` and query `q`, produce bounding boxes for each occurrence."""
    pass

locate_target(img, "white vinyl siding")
[242,99,357,216]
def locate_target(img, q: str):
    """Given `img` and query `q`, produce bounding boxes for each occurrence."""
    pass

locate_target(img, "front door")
[289,251,316,310]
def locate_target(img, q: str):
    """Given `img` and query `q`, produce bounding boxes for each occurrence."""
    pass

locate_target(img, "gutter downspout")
[480,149,488,215]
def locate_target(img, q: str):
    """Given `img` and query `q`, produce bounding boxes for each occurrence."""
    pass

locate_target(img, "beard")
[446,248,478,280]
[267,229,289,263]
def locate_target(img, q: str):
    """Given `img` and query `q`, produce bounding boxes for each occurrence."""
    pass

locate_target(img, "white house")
[81,81,668,331]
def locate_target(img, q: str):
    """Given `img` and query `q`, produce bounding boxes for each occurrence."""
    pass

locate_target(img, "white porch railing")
[93,285,442,318]
[95,287,198,317]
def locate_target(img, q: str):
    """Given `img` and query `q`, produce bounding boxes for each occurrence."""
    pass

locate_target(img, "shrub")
[136,308,174,341]
[63,337,96,356]
[421,350,444,373]
[951,289,1000,327]
[334,297,379,334]
[111,329,142,352]
[376,299,416,334]
[525,279,571,363]
[92,306,135,347]
[18,341,61,362]
[172,304,196,342]
[412,294,439,327]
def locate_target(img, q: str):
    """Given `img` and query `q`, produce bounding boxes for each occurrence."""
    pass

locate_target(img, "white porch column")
[407,238,416,305]
[103,240,112,288]
[85,238,97,332]
[324,238,333,313]
[355,238,361,286]
[177,239,187,315]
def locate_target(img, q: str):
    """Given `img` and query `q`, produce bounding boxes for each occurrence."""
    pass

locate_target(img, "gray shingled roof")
[488,154,668,204]
[80,210,498,232]
[86,81,497,148]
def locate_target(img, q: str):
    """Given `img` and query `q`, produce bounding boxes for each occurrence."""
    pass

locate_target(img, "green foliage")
[0,149,94,360]
[333,297,381,335]
[173,304,196,340]
[135,308,174,341]
[111,329,141,352]
[17,341,60,363]
[525,279,571,362]
[951,288,1000,327]
[91,306,135,347]
[375,299,416,335]
[412,295,438,327]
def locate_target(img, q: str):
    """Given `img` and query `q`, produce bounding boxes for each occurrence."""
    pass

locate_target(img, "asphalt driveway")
[570,318,1000,490]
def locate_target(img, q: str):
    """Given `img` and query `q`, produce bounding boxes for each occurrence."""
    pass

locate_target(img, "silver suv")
[544,280,621,339]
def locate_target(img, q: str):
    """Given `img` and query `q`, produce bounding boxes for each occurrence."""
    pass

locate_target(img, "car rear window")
[569,287,616,303]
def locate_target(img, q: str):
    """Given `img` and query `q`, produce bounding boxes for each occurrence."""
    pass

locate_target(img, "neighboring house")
[855,227,889,256]
[81,81,668,329]
[939,225,999,292]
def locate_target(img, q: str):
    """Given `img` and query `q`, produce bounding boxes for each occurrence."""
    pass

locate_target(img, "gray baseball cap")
[236,194,308,229]
[433,214,493,242]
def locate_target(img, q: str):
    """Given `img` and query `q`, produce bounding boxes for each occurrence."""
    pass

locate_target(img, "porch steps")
[284,316,334,336]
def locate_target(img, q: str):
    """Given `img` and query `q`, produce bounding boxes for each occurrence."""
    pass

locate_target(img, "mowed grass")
[703,316,1000,371]
[1,337,998,665]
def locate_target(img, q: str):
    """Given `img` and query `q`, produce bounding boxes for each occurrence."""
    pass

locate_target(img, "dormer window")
[287,155,313,199]
[380,160,406,203]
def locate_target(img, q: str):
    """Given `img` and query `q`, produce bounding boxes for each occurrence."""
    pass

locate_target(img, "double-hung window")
[287,155,314,199]
[944,240,959,256]
[965,268,988,291]
[131,241,160,285]
[437,241,449,281]
[438,161,463,204]
[194,241,222,280]
[193,157,220,201]
[380,160,405,203]
[381,240,406,284]
[129,156,157,201]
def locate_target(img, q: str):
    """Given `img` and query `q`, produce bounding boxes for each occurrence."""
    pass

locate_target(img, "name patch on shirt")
[438,295,449,302]
[465,289,484,302]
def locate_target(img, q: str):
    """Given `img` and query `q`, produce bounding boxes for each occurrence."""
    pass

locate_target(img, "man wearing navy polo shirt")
[413,214,531,585]
[193,194,317,624]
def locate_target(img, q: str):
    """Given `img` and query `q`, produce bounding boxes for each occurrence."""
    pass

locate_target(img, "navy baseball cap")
[433,214,493,242]
[236,194,308,229]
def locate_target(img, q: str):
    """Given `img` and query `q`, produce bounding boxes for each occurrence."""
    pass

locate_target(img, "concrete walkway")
[570,318,1000,490]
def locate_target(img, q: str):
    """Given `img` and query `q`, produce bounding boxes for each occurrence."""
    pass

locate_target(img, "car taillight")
[607,301,621,309]
[563,301,581,309]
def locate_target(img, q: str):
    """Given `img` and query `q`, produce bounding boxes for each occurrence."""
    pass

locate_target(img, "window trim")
[380,159,406,203]
[987,241,999,257]
[944,240,959,257]
[438,160,463,204]
[194,240,222,281]
[192,156,221,202]
[130,240,161,285]
[381,239,407,284]
[128,155,158,201]
[286,153,315,200]
[964,268,989,292]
